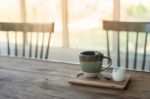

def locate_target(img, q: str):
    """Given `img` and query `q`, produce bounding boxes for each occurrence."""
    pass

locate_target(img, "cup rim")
[80,51,103,56]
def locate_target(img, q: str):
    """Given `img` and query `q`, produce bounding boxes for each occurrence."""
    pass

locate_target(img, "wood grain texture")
[0,22,54,32]
[0,56,149,99]
[103,21,150,32]
[69,74,131,90]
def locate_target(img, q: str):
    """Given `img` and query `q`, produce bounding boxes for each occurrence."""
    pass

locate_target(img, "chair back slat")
[0,22,54,32]
[103,21,150,32]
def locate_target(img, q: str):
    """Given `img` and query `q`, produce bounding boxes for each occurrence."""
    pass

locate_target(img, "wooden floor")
[0,56,149,99]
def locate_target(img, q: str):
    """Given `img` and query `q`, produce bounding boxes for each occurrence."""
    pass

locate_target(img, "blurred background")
[0,0,150,70]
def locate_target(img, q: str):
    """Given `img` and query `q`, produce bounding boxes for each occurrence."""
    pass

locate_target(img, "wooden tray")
[69,73,131,90]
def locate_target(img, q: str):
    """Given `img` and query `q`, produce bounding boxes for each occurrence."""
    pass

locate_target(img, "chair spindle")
[133,32,139,69]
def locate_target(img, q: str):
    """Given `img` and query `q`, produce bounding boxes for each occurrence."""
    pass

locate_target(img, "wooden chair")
[103,20,150,71]
[0,22,54,59]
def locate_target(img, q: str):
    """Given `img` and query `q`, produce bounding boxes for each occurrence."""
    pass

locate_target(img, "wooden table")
[0,56,149,99]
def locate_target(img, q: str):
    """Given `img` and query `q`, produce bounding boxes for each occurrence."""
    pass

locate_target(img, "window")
[25,0,62,47]
[0,0,21,22]
[119,0,150,70]
[0,0,21,55]
[68,0,113,50]
[121,0,150,21]
[120,0,150,54]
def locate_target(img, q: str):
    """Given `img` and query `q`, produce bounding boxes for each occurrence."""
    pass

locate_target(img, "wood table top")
[0,56,149,99]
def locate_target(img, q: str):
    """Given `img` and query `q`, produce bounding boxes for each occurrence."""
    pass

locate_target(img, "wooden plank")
[0,63,123,99]
[69,74,131,90]
[0,22,54,32]
[103,21,150,32]
[0,56,149,99]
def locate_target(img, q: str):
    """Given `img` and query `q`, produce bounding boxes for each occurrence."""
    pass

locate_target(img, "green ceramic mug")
[79,51,112,77]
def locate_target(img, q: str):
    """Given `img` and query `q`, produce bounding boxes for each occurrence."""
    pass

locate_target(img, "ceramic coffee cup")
[79,51,112,77]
